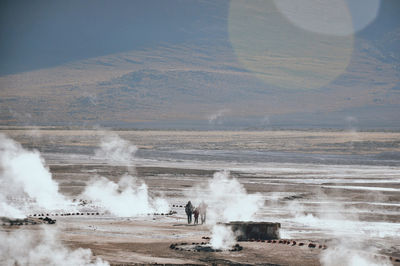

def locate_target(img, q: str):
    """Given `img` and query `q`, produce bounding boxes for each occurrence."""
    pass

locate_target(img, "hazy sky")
[0,0,229,75]
[0,0,398,75]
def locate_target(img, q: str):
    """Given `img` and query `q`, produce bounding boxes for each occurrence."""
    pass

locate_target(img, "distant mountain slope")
[0,30,399,129]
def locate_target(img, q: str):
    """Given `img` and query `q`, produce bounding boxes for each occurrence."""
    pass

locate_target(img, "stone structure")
[225,221,280,241]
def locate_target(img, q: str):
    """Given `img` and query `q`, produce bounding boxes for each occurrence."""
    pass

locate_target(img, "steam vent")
[226,222,281,241]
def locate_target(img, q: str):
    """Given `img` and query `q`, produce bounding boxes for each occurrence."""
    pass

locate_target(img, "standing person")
[185,201,194,224]
[193,207,200,225]
[199,201,207,224]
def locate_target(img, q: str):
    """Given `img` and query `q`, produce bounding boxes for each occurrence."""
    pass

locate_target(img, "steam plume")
[284,192,395,266]
[94,133,137,164]
[188,171,264,249]
[0,227,109,266]
[202,171,263,223]
[209,224,237,250]
[82,174,168,217]
[0,133,71,217]
[320,245,392,266]
[84,133,169,216]
[208,109,230,125]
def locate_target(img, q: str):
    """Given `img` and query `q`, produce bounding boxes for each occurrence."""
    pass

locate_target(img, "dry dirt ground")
[3,214,399,265]
[1,129,400,265]
[2,216,326,265]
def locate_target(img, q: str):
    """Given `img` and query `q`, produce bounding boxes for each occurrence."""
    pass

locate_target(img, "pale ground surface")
[58,215,324,265]
[1,129,400,265]
[1,215,327,265]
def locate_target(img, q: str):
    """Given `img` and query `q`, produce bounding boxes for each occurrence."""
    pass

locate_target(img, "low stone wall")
[225,221,281,241]
[1,216,56,226]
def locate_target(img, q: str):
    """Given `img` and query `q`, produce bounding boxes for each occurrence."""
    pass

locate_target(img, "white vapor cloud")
[282,191,394,266]
[320,245,392,266]
[208,109,230,125]
[82,174,169,217]
[94,133,137,164]
[210,224,237,250]
[205,171,264,223]
[0,227,109,266]
[0,133,71,217]
[85,133,169,217]
[187,171,264,249]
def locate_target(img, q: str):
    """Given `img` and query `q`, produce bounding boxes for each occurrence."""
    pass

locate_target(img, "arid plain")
[1,128,400,265]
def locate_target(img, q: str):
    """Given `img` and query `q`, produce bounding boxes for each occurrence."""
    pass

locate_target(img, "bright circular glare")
[274,0,381,36]
[228,0,354,90]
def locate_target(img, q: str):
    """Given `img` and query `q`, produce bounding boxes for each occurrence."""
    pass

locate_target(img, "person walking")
[199,201,207,224]
[193,207,200,224]
[185,201,194,224]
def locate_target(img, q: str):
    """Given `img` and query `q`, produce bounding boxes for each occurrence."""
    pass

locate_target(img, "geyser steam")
[0,227,109,266]
[83,133,169,217]
[284,192,395,266]
[320,245,392,266]
[210,224,237,250]
[82,175,168,217]
[94,133,137,164]
[189,171,264,249]
[0,133,71,217]
[203,171,264,223]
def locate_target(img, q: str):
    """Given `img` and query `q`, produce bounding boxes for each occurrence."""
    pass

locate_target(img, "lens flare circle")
[228,0,355,90]
[274,0,381,36]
